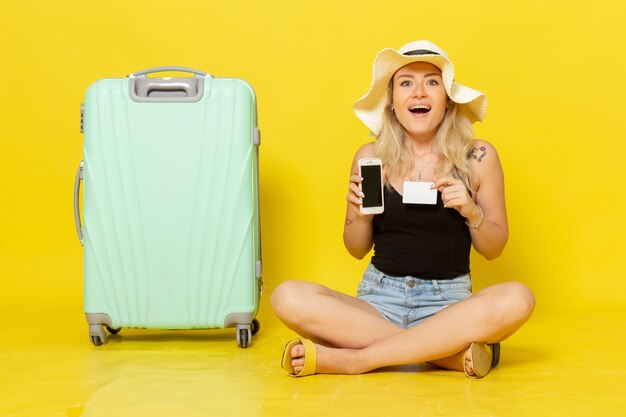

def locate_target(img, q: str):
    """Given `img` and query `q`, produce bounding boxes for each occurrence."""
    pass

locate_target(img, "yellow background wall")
[1,0,624,321]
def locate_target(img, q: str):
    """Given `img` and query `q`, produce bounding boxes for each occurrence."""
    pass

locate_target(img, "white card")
[402,181,437,205]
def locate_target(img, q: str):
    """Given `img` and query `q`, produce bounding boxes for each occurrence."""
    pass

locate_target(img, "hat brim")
[450,82,487,124]
[353,48,486,136]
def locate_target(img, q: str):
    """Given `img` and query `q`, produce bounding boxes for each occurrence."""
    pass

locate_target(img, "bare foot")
[425,349,470,374]
[290,344,307,374]
[290,341,476,376]
[464,347,475,377]
[290,342,363,375]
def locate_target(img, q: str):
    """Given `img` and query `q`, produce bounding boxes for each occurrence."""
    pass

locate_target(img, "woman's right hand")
[346,167,379,222]
[346,167,367,217]
[343,143,377,258]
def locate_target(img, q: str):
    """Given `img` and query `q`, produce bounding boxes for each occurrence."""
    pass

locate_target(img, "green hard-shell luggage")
[74,67,262,347]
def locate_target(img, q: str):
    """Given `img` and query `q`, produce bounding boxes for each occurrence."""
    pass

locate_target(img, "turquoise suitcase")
[74,67,262,347]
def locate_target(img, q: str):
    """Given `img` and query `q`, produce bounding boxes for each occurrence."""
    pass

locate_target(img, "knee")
[270,280,307,320]
[499,282,536,322]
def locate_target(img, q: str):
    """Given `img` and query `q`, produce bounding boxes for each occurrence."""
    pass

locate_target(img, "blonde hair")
[374,86,476,194]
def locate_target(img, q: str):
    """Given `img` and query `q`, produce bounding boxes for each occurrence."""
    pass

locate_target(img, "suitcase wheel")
[236,324,252,349]
[89,324,106,346]
[106,326,122,334]
[237,327,251,348]
[236,319,260,348]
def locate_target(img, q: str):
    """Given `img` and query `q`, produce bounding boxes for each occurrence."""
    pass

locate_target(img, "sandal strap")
[281,338,317,377]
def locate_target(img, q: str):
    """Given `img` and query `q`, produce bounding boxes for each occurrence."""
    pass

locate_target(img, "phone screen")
[361,165,383,208]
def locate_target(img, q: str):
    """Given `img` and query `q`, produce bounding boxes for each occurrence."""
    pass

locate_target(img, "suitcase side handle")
[74,161,84,246]
[129,66,210,78]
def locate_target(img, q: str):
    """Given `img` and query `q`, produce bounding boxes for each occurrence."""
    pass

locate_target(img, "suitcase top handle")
[129,66,211,79]
[128,67,211,103]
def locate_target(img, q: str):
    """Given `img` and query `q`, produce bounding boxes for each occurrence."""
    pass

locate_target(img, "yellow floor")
[1,307,624,417]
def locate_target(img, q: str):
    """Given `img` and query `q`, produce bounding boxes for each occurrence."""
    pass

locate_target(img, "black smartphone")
[358,158,384,214]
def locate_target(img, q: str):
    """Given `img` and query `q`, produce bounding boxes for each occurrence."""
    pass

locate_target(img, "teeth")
[409,105,431,114]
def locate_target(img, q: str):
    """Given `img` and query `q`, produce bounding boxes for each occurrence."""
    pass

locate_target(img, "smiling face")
[391,61,448,142]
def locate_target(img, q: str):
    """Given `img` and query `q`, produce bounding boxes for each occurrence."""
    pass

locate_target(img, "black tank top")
[371,186,471,280]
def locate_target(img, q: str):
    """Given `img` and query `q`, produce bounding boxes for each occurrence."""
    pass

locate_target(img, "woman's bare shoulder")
[470,139,499,165]
[350,142,376,168]
[469,139,504,192]
[355,142,376,159]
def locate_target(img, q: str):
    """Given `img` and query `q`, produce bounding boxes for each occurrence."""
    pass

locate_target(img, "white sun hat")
[353,40,487,136]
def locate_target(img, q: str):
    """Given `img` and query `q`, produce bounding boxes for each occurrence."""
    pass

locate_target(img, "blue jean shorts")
[356,263,472,329]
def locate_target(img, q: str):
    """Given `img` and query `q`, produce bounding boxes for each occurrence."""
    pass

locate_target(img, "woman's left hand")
[431,141,508,259]
[432,176,478,220]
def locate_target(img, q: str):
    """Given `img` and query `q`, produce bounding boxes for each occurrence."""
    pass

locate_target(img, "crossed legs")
[271,280,535,375]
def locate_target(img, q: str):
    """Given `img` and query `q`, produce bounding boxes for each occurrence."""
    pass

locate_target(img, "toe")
[290,344,306,371]
[465,348,475,376]
[291,356,305,368]
[291,344,304,358]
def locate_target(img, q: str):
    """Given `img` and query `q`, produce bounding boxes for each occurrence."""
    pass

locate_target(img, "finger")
[350,174,363,184]
[441,188,459,203]
[443,185,470,201]
[443,200,457,209]
[346,194,362,205]
[443,196,469,211]
[443,198,461,209]
[433,176,459,192]
[347,196,363,207]
[441,183,465,197]
[441,189,464,203]
[432,176,454,189]
[441,189,456,206]
[346,191,363,206]
[350,183,364,197]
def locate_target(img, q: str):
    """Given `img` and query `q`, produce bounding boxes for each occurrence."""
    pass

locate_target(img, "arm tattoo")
[345,219,353,226]
[471,146,487,162]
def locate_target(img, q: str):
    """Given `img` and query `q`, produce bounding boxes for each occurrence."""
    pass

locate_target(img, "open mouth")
[409,105,431,114]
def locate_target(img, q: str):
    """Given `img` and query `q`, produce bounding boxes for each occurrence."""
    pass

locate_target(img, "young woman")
[271,40,535,378]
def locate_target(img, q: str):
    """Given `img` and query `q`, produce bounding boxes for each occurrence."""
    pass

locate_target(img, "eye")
[399,80,412,87]
[426,79,439,86]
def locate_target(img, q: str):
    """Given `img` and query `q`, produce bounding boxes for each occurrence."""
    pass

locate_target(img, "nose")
[412,84,427,98]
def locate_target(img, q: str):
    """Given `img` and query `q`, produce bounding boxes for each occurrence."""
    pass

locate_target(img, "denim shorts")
[356,263,472,329]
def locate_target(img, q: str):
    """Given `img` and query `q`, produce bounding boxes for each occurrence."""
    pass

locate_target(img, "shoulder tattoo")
[471,146,487,162]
